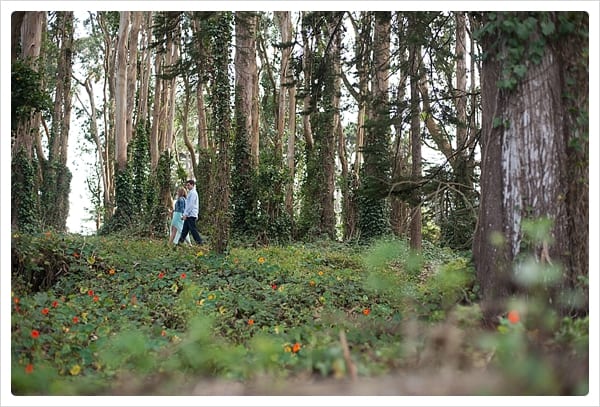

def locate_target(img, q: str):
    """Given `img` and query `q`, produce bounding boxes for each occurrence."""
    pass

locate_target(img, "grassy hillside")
[10,232,588,396]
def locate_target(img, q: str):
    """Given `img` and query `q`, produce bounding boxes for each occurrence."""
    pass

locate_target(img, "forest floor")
[9,233,590,399]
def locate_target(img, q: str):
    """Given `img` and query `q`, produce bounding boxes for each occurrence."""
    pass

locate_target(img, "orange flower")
[108,268,116,275]
[41,308,49,315]
[292,342,301,353]
[44,231,52,239]
[73,252,80,258]
[72,316,79,324]
[25,364,34,374]
[52,300,59,308]
[161,330,167,337]
[248,319,255,326]
[507,310,520,324]
[362,308,370,316]
[31,329,40,339]
[93,295,99,302]
[309,280,316,286]
[13,297,19,304]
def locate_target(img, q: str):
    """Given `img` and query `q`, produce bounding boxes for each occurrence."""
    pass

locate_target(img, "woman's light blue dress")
[171,196,188,243]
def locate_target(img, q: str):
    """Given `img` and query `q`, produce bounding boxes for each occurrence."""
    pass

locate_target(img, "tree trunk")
[114,11,130,171]
[42,11,74,231]
[473,12,589,321]
[282,9,297,219]
[408,19,422,251]
[232,11,259,235]
[211,12,233,253]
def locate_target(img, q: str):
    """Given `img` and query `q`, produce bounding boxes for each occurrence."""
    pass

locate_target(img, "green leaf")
[513,64,528,79]
[541,20,555,36]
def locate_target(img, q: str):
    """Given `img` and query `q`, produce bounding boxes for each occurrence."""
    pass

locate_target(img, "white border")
[1,2,598,406]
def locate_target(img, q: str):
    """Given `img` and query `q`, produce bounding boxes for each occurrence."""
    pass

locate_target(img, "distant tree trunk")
[340,11,372,240]
[126,11,141,145]
[277,11,297,219]
[301,14,314,151]
[473,12,589,322]
[359,11,391,241]
[13,11,45,160]
[114,11,130,172]
[408,18,422,251]
[210,12,233,253]
[321,13,343,239]
[353,11,372,176]
[41,11,74,231]
[390,15,410,238]
[11,11,46,231]
[232,11,258,235]
[97,11,117,222]
[136,12,152,126]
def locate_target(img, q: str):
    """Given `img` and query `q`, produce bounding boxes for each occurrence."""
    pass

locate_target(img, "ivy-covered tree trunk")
[110,11,133,231]
[232,11,258,236]
[210,12,233,253]
[408,16,422,251]
[298,11,340,240]
[473,12,589,322]
[41,11,74,231]
[11,11,46,231]
[390,16,410,238]
[359,11,391,242]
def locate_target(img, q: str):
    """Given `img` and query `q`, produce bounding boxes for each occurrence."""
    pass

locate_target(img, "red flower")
[180,273,186,279]
[292,342,301,353]
[52,300,59,308]
[271,284,277,290]
[158,272,165,279]
[13,297,19,304]
[72,316,79,324]
[87,290,94,296]
[507,310,520,324]
[93,295,99,302]
[362,308,370,316]
[25,364,34,374]
[73,252,80,258]
[30,329,40,339]
[248,319,255,326]
[41,308,49,315]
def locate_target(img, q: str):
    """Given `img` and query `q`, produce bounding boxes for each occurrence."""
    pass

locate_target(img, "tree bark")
[408,17,422,251]
[473,12,589,321]
[114,11,130,171]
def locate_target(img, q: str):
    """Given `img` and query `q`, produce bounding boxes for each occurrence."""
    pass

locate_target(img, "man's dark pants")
[178,216,203,244]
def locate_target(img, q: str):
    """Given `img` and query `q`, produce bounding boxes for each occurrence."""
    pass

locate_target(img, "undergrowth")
[10,232,588,396]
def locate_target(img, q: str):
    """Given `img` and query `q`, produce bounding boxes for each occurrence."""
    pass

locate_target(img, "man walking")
[177,179,204,245]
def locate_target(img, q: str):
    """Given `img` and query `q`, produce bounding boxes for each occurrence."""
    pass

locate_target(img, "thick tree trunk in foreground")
[473,12,588,321]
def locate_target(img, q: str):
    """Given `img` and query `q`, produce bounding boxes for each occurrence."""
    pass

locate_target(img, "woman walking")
[168,187,190,245]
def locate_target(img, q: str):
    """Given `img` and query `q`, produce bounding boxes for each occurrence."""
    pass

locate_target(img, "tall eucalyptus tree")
[40,11,75,231]
[209,11,234,253]
[232,11,259,236]
[358,11,392,242]
[11,11,48,231]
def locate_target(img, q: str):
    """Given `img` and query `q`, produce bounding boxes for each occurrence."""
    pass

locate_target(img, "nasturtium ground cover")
[10,232,588,395]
